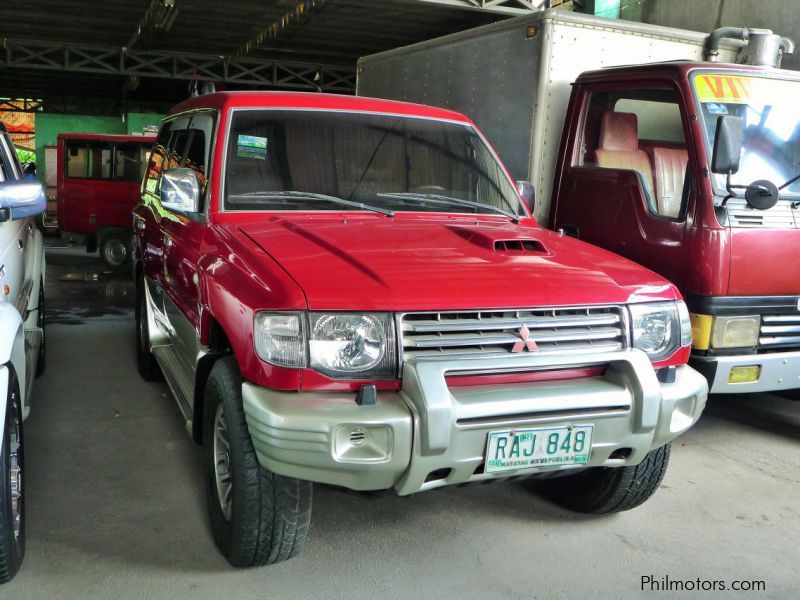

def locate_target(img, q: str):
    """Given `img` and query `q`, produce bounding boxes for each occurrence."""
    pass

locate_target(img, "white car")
[0,123,46,583]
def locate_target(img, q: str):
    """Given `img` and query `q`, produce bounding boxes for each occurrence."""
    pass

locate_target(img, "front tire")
[203,357,312,567]
[135,275,161,381]
[99,230,132,273]
[34,277,46,378]
[548,443,671,514]
[0,366,25,584]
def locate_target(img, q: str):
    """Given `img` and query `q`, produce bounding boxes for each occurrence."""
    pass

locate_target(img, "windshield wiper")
[378,192,520,223]
[229,191,394,217]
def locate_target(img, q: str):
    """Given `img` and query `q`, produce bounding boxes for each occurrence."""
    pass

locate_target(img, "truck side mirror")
[0,180,47,221]
[516,181,535,214]
[22,162,37,178]
[711,115,744,175]
[160,168,201,214]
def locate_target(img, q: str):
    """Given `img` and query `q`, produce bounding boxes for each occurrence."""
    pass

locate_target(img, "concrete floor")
[5,244,799,599]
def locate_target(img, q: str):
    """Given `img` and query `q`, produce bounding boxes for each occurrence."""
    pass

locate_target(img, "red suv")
[133,92,708,568]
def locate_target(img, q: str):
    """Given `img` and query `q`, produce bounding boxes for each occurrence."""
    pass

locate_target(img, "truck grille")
[399,306,627,363]
[726,199,798,229]
[759,314,800,350]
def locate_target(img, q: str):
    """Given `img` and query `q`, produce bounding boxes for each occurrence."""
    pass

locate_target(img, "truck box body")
[357,9,737,222]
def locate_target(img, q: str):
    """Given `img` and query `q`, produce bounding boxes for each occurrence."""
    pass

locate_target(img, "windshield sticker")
[695,74,754,104]
[237,135,268,159]
[705,102,729,115]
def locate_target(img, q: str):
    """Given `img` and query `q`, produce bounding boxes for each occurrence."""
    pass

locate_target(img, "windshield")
[224,110,523,217]
[693,72,800,197]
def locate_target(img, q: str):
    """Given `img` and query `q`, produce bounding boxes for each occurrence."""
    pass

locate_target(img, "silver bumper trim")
[698,350,800,393]
[242,350,708,495]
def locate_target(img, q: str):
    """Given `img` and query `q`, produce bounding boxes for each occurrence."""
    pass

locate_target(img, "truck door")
[159,112,214,371]
[552,84,695,290]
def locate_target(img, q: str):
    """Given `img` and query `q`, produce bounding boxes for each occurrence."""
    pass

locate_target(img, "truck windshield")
[224,110,523,217]
[693,72,800,198]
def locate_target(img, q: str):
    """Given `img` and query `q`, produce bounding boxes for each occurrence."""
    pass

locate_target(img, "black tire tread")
[551,443,671,514]
[0,366,24,583]
[204,357,311,568]
[34,277,46,378]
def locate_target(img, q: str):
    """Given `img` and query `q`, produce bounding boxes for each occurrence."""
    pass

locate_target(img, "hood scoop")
[493,239,548,254]
[446,224,550,255]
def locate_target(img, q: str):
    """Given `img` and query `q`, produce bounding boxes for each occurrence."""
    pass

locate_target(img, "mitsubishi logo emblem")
[511,325,538,353]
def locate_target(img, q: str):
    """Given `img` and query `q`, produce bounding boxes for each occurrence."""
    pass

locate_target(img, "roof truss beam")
[409,0,547,15]
[1,39,356,92]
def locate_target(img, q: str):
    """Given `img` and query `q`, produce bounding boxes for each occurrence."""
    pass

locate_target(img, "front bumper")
[242,349,708,495]
[692,350,800,394]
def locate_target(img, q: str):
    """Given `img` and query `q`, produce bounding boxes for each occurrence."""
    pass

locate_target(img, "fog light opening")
[728,365,761,384]
[609,448,632,460]
[424,468,452,483]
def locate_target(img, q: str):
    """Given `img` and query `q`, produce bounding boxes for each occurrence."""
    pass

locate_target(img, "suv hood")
[233,215,677,311]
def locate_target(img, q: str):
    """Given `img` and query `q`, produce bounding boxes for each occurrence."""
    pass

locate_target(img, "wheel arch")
[192,315,233,445]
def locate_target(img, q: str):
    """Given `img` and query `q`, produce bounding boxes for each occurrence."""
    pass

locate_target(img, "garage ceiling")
[0,1,545,111]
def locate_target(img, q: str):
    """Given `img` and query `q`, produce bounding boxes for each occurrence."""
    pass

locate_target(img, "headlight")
[254,312,306,368]
[628,301,690,361]
[711,315,760,348]
[253,311,396,378]
[310,313,396,379]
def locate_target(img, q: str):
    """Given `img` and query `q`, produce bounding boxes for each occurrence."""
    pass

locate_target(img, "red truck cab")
[132,91,707,569]
[551,61,800,394]
[57,133,156,270]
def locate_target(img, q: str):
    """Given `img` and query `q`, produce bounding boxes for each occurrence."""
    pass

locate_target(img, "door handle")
[135,219,146,231]
[163,234,174,248]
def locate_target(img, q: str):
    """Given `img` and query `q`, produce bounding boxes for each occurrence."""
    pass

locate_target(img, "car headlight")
[628,301,691,361]
[711,315,760,348]
[309,313,396,379]
[253,311,396,378]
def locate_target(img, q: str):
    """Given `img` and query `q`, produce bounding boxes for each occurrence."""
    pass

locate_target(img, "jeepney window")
[577,88,689,220]
[143,126,170,195]
[65,141,112,180]
[113,143,142,182]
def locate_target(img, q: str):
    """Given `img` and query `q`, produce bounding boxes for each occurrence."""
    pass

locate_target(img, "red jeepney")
[57,133,156,270]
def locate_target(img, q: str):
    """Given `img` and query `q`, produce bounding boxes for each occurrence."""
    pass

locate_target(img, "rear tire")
[135,275,161,381]
[203,357,312,568]
[0,366,25,584]
[34,278,46,378]
[548,443,671,514]
[99,230,132,273]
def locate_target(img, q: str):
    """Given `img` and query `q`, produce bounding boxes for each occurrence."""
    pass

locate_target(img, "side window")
[184,114,214,202]
[165,129,189,172]
[113,143,142,182]
[143,125,170,195]
[577,88,689,220]
[65,141,112,180]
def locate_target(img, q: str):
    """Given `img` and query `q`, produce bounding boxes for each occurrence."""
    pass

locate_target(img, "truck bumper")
[242,350,708,495]
[692,350,800,394]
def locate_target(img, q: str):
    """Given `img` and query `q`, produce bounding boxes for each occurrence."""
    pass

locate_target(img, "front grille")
[759,314,800,350]
[726,198,798,229]
[399,306,627,363]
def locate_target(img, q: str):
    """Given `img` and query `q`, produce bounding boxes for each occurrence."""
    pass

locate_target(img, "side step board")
[152,344,195,427]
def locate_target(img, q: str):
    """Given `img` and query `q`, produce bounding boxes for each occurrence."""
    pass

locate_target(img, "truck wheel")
[99,230,132,273]
[548,443,671,514]
[0,366,25,583]
[34,277,46,378]
[135,275,161,381]
[203,357,312,568]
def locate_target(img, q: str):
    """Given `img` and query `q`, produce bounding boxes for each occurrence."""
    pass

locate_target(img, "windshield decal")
[237,134,268,159]
[695,74,754,104]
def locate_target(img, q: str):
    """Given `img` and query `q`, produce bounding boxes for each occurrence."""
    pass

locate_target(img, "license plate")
[485,425,593,474]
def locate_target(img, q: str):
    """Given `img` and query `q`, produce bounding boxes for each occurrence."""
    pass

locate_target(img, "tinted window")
[184,114,214,199]
[114,143,142,182]
[144,126,170,195]
[165,129,189,172]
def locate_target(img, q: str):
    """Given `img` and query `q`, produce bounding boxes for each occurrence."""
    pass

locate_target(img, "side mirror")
[516,181,535,214]
[160,168,201,213]
[22,162,37,178]
[711,115,744,174]
[0,180,46,222]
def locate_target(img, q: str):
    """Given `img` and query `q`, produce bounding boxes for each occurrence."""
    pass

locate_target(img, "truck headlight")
[309,313,396,379]
[254,312,306,368]
[628,301,690,361]
[711,316,760,348]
